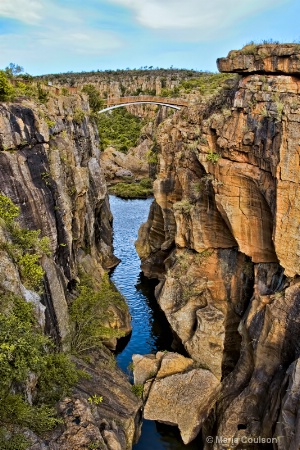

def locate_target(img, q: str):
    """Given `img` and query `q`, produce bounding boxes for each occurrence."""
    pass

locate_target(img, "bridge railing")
[106,95,189,107]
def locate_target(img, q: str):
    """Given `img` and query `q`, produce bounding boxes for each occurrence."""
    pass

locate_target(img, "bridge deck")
[106,95,188,107]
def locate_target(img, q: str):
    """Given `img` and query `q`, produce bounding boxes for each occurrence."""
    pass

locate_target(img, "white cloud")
[108,0,289,40]
[37,27,123,55]
[0,0,124,71]
[0,0,43,24]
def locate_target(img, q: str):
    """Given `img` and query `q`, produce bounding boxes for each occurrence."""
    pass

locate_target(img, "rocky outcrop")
[0,93,139,449]
[132,352,220,444]
[217,43,300,75]
[28,351,142,450]
[0,95,123,336]
[100,142,150,182]
[136,45,300,448]
[37,69,201,100]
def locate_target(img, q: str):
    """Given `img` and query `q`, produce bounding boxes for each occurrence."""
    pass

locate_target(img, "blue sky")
[0,0,299,75]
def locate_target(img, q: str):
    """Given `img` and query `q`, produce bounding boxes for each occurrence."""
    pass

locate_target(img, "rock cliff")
[135,44,300,449]
[37,69,202,100]
[0,92,141,449]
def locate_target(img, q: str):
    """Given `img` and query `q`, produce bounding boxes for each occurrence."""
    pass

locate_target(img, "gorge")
[0,43,300,450]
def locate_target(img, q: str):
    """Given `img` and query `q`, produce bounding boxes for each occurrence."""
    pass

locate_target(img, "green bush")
[10,227,51,257]
[0,193,51,290]
[17,253,45,289]
[0,71,15,101]
[73,108,86,124]
[0,194,19,224]
[160,72,235,97]
[0,427,29,450]
[109,179,153,199]
[70,273,127,353]
[14,81,36,99]
[146,149,158,164]
[173,200,193,214]
[131,384,143,398]
[37,86,49,104]
[88,394,103,405]
[82,84,105,112]
[206,150,220,164]
[37,353,79,403]
[139,177,152,189]
[0,292,79,442]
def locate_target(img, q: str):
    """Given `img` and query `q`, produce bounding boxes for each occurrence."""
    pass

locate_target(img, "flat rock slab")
[144,368,220,444]
[156,352,194,378]
[217,43,300,75]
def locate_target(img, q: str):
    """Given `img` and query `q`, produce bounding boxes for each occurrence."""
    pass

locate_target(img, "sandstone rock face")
[132,353,163,385]
[0,95,137,448]
[136,45,300,448]
[100,143,150,182]
[135,352,220,444]
[0,97,126,341]
[40,70,199,99]
[132,352,220,444]
[275,358,300,450]
[144,369,220,444]
[217,43,300,75]
[28,351,142,450]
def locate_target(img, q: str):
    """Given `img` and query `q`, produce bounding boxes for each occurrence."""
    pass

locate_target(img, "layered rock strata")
[0,94,140,449]
[135,44,300,449]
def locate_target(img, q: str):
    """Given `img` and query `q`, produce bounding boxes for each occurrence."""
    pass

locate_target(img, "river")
[109,195,203,450]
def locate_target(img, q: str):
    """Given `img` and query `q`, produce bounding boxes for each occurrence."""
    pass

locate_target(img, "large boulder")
[144,367,220,444]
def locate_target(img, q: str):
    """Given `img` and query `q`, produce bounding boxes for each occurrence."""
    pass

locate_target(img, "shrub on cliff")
[0,193,51,290]
[70,273,127,354]
[0,71,15,101]
[0,194,19,223]
[82,84,105,112]
[0,292,79,445]
[0,193,82,446]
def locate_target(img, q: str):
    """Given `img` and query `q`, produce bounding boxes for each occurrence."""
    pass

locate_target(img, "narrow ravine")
[109,195,203,450]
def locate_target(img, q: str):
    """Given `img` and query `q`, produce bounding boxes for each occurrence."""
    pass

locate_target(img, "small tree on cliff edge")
[5,63,24,78]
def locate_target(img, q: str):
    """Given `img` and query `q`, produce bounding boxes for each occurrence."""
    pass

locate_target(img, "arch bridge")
[99,95,189,113]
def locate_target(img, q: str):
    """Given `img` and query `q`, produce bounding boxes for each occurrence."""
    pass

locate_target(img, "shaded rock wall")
[135,45,300,448]
[0,94,141,449]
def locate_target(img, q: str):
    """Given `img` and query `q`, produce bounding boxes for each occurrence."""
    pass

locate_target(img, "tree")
[81,84,105,112]
[5,63,24,77]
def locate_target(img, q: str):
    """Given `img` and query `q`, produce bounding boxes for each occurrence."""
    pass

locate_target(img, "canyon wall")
[37,69,200,99]
[0,92,141,449]
[136,44,300,449]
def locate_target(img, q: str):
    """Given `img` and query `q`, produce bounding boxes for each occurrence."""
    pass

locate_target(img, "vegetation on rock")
[131,384,144,398]
[82,84,105,112]
[161,72,235,97]
[70,272,127,354]
[0,292,79,446]
[0,194,51,291]
[109,178,153,199]
[96,108,145,153]
[0,194,81,446]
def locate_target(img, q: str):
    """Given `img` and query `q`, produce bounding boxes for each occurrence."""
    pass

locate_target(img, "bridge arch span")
[99,101,182,113]
[98,95,188,113]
